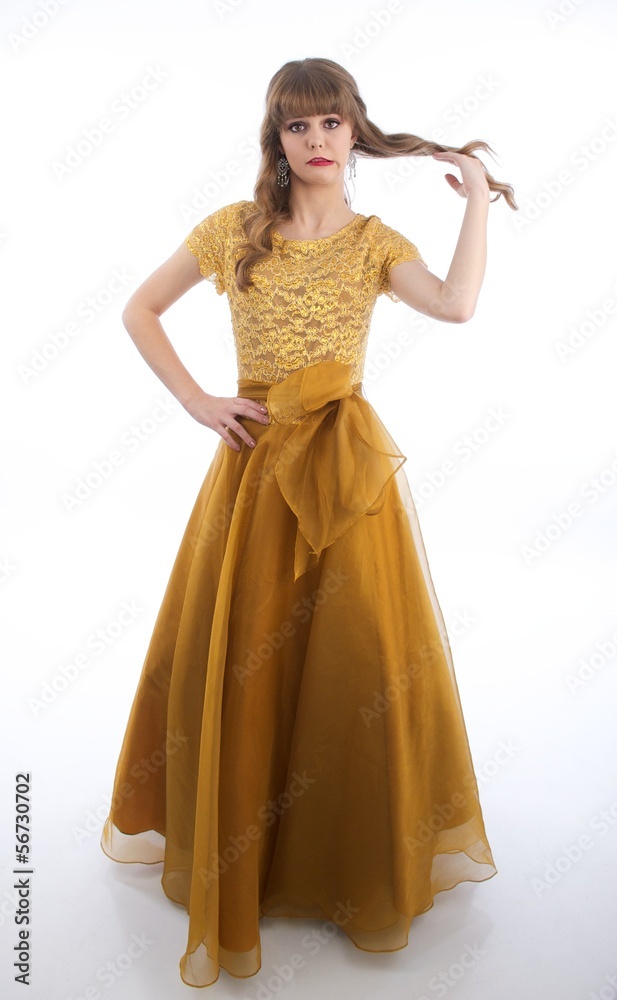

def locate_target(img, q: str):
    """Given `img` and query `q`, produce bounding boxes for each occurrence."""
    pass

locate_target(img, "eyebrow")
[283,113,341,123]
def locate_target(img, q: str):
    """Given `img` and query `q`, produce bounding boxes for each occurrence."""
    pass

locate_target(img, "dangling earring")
[277,155,290,187]
[347,148,357,180]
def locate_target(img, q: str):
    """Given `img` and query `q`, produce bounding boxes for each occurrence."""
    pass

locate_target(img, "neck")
[285,185,354,230]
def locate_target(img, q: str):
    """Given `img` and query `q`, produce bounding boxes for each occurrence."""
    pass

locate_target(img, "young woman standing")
[100,56,516,989]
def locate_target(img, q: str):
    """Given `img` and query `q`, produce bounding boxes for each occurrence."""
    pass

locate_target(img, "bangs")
[270,73,356,128]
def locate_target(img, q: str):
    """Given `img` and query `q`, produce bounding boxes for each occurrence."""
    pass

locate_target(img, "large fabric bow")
[265,360,407,581]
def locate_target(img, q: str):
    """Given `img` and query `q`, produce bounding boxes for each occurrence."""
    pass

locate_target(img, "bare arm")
[121,242,269,451]
[389,152,491,323]
[122,243,209,408]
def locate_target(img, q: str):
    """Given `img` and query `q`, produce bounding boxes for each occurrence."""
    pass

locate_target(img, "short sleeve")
[184,205,229,296]
[376,222,426,303]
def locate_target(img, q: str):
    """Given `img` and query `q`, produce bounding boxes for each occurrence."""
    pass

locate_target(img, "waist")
[238,379,362,425]
[237,381,364,398]
[236,361,364,426]
[237,375,363,401]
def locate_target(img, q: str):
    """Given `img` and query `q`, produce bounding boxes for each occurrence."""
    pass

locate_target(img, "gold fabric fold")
[100,353,498,987]
[238,360,408,581]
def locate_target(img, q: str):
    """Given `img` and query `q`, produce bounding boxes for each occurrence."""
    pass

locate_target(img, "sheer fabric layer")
[100,360,496,989]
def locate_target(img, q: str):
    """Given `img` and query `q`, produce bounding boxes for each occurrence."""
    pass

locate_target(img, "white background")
[2,0,617,997]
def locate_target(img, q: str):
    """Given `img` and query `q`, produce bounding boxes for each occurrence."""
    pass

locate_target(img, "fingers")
[222,398,270,451]
[225,418,254,451]
[242,398,270,422]
[235,398,270,429]
[221,424,242,451]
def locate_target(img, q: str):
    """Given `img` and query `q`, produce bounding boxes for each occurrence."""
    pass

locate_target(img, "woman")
[100,57,517,989]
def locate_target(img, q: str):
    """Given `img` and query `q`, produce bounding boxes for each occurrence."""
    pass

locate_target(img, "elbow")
[122,301,155,331]
[121,307,139,335]
[435,282,478,323]
[448,302,476,323]
[121,297,138,327]
[451,309,474,324]
[429,300,475,323]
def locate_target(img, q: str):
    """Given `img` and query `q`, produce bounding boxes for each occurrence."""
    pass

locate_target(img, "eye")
[287,117,341,132]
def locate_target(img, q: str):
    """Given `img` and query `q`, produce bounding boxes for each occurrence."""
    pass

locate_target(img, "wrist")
[180,386,212,415]
[465,185,490,204]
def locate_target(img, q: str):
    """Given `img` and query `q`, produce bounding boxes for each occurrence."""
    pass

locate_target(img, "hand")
[183,390,270,451]
[432,150,490,200]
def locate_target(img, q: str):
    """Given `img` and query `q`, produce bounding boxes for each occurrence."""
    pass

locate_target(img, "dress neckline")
[272,213,364,245]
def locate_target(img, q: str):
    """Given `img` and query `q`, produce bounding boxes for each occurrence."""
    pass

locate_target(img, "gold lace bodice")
[185,199,425,384]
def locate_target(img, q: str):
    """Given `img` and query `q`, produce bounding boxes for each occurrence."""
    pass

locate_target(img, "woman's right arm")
[121,243,269,451]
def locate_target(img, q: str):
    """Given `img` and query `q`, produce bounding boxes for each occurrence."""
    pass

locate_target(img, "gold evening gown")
[100,199,497,988]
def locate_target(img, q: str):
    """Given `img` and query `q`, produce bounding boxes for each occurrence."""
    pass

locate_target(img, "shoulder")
[189,199,253,232]
[220,199,256,226]
[362,213,409,242]
[361,214,424,262]
[221,199,255,220]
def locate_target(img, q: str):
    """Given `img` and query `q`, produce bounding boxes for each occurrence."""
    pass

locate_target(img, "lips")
[308,157,333,164]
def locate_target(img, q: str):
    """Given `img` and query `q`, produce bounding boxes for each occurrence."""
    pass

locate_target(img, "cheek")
[333,129,351,146]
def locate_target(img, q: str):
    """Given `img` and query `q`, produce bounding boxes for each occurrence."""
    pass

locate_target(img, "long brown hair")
[235,57,517,292]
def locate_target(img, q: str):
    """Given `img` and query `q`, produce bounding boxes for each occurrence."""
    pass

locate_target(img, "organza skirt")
[99,359,497,989]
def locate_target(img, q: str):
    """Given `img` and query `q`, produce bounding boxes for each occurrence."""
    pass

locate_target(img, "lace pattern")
[185,200,426,384]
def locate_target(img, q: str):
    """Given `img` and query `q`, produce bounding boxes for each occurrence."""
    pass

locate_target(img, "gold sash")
[238,360,407,581]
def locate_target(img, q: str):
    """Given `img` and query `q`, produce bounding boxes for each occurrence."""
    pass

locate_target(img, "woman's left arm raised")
[389,151,491,323]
